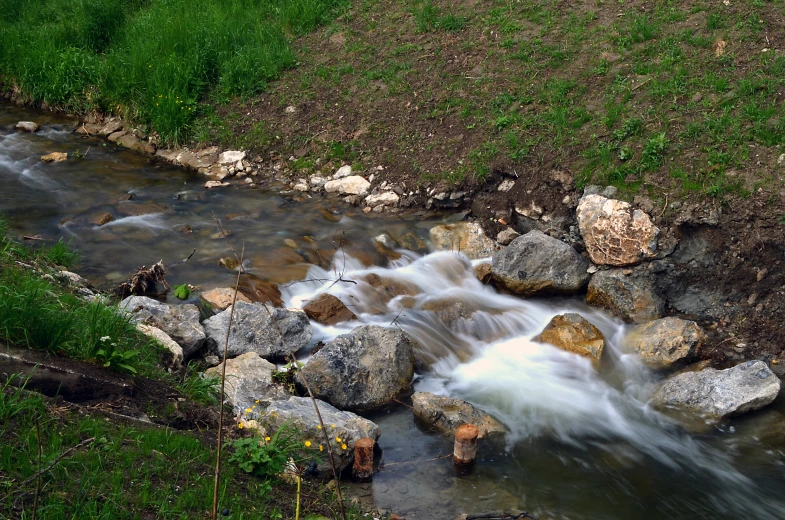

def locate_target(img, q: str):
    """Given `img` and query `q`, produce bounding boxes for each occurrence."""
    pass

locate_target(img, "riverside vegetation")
[0,223,372,519]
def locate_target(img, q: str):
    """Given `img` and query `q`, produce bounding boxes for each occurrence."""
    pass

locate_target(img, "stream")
[2,103,785,520]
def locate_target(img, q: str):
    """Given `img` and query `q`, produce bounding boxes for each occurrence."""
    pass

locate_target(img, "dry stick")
[4,437,96,497]
[32,420,41,520]
[211,241,245,520]
[289,352,348,520]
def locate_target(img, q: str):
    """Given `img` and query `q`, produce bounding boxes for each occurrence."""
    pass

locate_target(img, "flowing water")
[3,103,785,519]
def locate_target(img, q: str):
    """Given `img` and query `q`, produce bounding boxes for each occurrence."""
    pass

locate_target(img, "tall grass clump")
[0,0,346,143]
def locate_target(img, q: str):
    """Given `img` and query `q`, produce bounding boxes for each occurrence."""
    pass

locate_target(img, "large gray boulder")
[204,352,289,415]
[295,325,416,412]
[651,361,781,419]
[202,301,311,361]
[625,317,706,369]
[586,267,664,323]
[265,396,381,473]
[120,296,206,358]
[412,392,506,439]
[491,230,589,296]
[577,194,659,266]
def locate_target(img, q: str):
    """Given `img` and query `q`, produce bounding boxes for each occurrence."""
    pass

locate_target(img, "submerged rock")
[651,361,781,419]
[41,152,68,163]
[16,121,39,132]
[534,313,605,366]
[491,231,589,296]
[577,194,659,266]
[625,317,706,369]
[202,301,311,361]
[295,325,415,412]
[204,352,288,415]
[429,222,495,260]
[412,392,506,439]
[587,267,664,323]
[265,396,381,473]
[302,293,357,326]
[120,296,206,358]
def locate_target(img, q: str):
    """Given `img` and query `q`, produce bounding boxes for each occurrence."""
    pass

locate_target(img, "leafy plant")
[173,284,190,300]
[641,132,669,170]
[95,336,139,374]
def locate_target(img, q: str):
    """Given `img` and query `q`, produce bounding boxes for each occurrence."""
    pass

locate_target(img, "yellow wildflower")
[305,440,312,447]
[245,408,252,414]
[265,436,271,442]
[317,425,322,430]
[330,424,335,428]
[238,423,244,429]
[341,443,347,450]
[255,400,260,404]
[335,437,342,443]
[319,445,324,452]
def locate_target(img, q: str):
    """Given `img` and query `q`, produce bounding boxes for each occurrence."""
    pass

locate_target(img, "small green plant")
[173,284,190,300]
[95,336,139,374]
[0,374,44,422]
[641,132,669,170]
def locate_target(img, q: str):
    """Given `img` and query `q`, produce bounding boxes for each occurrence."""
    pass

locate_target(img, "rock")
[534,313,605,365]
[16,121,39,132]
[117,133,141,150]
[136,323,183,367]
[651,361,781,419]
[576,194,659,266]
[201,287,252,311]
[204,352,288,415]
[496,228,520,246]
[98,120,123,136]
[365,191,400,208]
[120,296,206,358]
[373,233,398,250]
[88,212,115,226]
[586,267,664,323]
[625,317,706,369]
[218,150,246,165]
[265,396,381,473]
[295,325,416,411]
[205,180,230,189]
[323,176,371,197]
[474,263,493,284]
[497,179,515,192]
[334,165,352,178]
[491,231,589,296]
[41,152,68,163]
[428,222,495,260]
[412,392,506,439]
[397,232,428,253]
[303,293,357,325]
[107,130,126,143]
[237,274,284,307]
[202,301,311,361]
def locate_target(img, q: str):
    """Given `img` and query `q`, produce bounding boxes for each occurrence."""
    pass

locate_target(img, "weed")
[641,132,669,171]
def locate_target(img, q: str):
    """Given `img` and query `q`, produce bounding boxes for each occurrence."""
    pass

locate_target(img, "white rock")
[778,153,785,166]
[284,105,297,113]
[334,165,352,178]
[218,150,246,165]
[324,176,370,196]
[16,121,40,132]
[310,175,327,186]
[364,191,400,207]
[137,324,183,366]
[293,183,309,192]
[205,180,230,188]
[498,179,515,192]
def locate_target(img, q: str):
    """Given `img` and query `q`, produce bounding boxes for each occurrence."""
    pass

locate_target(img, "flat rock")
[534,313,605,365]
[201,287,252,311]
[303,293,357,326]
[218,150,246,165]
[237,274,284,307]
[295,325,415,412]
[117,133,141,150]
[625,317,706,369]
[333,165,352,178]
[324,175,371,197]
[202,301,311,361]
[120,296,206,358]
[412,392,506,439]
[98,120,123,136]
[496,227,520,246]
[205,180,230,189]
[88,212,114,226]
[16,121,39,132]
[41,152,68,163]
[577,194,659,266]
[586,267,664,323]
[136,323,183,367]
[204,352,289,415]
[107,130,126,142]
[365,191,400,207]
[265,396,381,473]
[651,361,781,419]
[491,230,589,296]
[429,222,495,260]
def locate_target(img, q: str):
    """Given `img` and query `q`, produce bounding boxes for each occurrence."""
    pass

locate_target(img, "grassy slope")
[195,0,784,202]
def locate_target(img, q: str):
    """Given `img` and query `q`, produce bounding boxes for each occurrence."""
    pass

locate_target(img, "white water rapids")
[284,250,785,519]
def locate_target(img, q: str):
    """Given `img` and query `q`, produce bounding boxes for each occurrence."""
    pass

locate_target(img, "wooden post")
[352,438,375,481]
[453,424,479,475]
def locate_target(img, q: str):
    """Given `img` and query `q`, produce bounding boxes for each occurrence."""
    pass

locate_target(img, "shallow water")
[3,103,785,520]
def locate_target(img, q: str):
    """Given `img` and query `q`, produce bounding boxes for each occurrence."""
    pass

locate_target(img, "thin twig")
[32,420,41,520]
[290,353,348,520]
[392,398,412,409]
[213,216,245,273]
[212,239,245,520]
[382,453,452,467]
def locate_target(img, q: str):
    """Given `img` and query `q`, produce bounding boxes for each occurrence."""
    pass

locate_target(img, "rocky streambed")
[3,105,785,519]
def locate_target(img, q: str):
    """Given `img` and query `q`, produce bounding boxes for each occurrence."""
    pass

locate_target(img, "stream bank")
[3,103,785,520]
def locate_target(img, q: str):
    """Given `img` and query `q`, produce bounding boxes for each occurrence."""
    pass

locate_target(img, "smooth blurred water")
[3,103,785,520]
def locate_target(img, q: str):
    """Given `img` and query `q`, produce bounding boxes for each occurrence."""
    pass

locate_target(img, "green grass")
[0,0,347,143]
